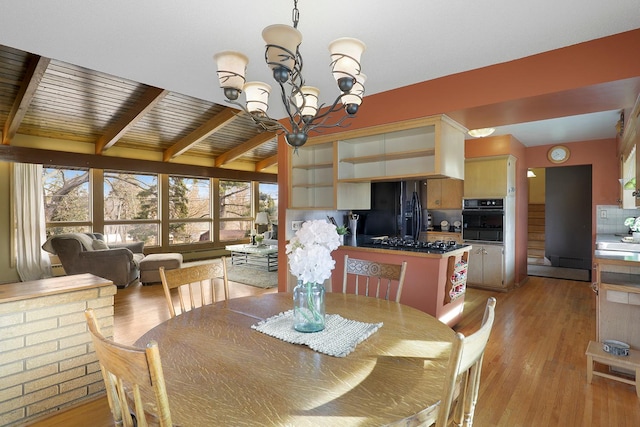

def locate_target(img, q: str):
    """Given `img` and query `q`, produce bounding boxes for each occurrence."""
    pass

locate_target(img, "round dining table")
[134,292,455,426]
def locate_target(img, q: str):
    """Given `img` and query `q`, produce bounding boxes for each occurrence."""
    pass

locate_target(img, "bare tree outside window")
[43,167,91,236]
[219,180,252,241]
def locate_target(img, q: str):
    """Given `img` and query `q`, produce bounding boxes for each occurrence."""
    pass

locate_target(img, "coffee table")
[225,243,278,272]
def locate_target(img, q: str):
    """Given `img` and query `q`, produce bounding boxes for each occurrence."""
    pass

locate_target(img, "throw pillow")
[92,239,109,250]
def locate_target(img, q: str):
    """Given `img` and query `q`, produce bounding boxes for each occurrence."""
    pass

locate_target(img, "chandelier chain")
[292,0,300,28]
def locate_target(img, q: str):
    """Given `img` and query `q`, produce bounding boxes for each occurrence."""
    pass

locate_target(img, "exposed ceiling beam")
[214,131,276,167]
[95,86,168,154]
[255,155,278,171]
[2,54,50,145]
[163,107,237,161]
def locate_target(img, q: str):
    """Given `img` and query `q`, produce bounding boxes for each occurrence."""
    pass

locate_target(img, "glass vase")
[293,280,325,332]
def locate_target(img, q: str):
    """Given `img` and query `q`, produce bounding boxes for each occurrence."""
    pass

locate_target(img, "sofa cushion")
[92,239,110,250]
[42,233,95,254]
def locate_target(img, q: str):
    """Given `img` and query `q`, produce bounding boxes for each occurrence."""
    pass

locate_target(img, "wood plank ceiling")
[0,44,278,171]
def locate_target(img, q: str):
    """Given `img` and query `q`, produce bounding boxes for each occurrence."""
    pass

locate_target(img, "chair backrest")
[436,297,497,427]
[342,254,407,302]
[84,308,172,427]
[160,258,229,318]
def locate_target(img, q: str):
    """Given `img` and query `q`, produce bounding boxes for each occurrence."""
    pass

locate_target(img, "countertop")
[595,233,640,263]
[341,235,472,259]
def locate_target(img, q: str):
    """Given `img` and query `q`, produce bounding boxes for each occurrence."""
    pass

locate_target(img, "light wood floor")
[29,276,640,426]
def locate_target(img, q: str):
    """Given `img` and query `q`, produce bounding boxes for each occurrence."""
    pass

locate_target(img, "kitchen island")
[331,237,472,326]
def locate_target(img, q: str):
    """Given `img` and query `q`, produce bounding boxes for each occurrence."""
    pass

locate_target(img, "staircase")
[528,204,546,260]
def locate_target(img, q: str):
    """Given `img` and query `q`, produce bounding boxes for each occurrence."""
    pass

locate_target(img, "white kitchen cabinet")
[467,243,506,290]
[289,141,370,210]
[289,142,335,209]
[336,116,465,182]
[464,155,516,198]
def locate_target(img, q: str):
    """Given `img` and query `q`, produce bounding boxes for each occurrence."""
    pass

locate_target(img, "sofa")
[42,233,145,288]
[262,224,278,246]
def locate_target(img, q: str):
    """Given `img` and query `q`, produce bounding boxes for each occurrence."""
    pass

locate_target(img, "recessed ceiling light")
[468,128,495,138]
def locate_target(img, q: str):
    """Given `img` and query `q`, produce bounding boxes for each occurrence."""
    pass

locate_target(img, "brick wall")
[0,280,116,426]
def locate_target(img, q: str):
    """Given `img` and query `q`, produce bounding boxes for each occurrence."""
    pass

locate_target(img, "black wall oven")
[462,198,504,242]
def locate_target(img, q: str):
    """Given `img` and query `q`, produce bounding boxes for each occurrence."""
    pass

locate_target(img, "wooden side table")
[586,340,640,398]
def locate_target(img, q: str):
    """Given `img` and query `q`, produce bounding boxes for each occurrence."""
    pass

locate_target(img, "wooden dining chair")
[84,308,172,427]
[342,254,408,302]
[436,297,497,427]
[159,258,229,318]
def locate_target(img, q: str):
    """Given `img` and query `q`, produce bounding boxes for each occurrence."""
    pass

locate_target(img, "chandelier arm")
[225,99,288,134]
[305,112,354,134]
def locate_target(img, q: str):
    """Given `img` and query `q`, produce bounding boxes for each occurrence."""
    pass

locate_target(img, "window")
[219,180,252,241]
[169,176,212,244]
[258,182,278,225]
[103,171,159,245]
[43,167,91,236]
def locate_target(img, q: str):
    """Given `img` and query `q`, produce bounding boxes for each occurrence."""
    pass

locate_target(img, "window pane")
[169,222,211,244]
[104,223,158,246]
[169,176,210,219]
[258,182,278,224]
[220,220,252,241]
[219,180,251,219]
[43,167,90,223]
[46,225,91,237]
[104,171,158,220]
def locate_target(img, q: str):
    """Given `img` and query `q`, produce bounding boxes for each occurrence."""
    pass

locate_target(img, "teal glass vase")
[293,281,325,332]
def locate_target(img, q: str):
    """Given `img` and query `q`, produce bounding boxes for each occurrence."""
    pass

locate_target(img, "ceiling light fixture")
[214,0,366,150]
[468,128,496,138]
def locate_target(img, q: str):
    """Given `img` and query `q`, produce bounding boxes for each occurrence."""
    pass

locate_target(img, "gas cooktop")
[360,237,470,254]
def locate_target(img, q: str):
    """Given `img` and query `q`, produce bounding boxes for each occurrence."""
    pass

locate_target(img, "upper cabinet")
[426,178,463,210]
[289,141,371,210]
[336,115,466,182]
[464,155,516,198]
[289,115,466,210]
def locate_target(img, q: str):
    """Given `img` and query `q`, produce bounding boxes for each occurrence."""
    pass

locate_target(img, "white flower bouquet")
[285,220,341,284]
[286,219,341,332]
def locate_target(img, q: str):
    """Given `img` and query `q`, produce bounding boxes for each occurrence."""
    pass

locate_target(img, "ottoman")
[139,253,183,285]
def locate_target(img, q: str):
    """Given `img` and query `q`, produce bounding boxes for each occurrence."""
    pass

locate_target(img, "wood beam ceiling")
[2,54,50,145]
[256,155,278,171]
[214,131,276,167]
[95,86,168,154]
[162,107,237,161]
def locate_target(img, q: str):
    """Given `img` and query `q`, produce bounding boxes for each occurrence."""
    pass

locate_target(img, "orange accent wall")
[526,138,619,255]
[281,29,640,290]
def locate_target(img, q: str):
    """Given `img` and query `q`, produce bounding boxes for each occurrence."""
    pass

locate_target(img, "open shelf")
[340,148,436,164]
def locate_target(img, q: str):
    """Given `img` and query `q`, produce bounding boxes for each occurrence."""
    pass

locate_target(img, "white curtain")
[13,163,52,281]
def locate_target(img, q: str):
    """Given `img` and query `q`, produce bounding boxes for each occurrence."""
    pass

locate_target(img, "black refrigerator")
[358,180,423,239]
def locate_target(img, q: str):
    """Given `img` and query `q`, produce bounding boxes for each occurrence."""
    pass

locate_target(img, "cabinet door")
[426,179,442,209]
[482,244,505,288]
[440,179,463,209]
[464,158,508,198]
[466,246,484,285]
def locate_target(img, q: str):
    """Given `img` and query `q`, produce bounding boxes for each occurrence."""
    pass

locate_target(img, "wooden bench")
[586,340,640,397]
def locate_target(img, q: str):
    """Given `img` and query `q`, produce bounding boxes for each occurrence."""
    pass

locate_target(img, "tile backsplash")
[597,205,640,234]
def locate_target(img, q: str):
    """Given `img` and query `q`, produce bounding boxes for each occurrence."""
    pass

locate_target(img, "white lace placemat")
[251,310,383,357]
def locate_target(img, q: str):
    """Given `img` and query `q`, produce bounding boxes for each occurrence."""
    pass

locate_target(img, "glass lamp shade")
[244,81,271,115]
[213,51,249,93]
[468,128,496,138]
[329,37,366,88]
[262,24,303,72]
[294,86,320,117]
[341,72,366,111]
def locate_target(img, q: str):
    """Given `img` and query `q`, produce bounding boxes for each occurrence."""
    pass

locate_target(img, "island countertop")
[340,235,472,259]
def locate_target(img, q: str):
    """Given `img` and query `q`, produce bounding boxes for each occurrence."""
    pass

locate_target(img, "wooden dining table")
[134,292,455,426]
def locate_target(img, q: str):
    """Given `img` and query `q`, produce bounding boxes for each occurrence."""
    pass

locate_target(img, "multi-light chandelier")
[213,0,366,149]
